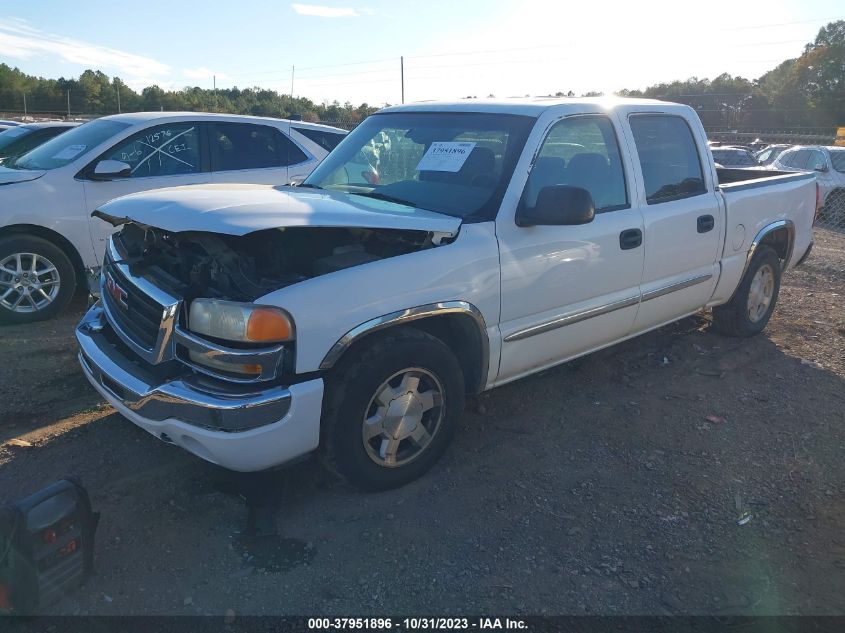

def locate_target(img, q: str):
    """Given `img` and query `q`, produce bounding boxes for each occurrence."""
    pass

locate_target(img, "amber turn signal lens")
[246,308,294,342]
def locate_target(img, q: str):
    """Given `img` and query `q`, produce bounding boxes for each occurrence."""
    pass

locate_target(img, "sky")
[1,0,843,107]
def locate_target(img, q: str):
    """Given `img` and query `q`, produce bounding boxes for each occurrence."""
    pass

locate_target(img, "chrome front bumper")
[76,304,292,432]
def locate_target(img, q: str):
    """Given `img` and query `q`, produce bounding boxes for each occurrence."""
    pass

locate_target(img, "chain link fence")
[817,190,845,234]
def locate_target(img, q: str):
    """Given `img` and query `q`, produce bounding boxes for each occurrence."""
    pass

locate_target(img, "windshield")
[712,149,758,166]
[0,125,32,152]
[12,119,130,170]
[831,150,845,172]
[304,111,535,220]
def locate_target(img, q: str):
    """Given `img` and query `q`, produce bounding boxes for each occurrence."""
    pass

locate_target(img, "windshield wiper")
[350,191,416,208]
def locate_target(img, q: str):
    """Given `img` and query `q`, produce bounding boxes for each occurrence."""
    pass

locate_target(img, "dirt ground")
[1,229,843,617]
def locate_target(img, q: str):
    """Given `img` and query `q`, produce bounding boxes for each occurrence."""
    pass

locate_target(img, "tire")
[0,235,77,325]
[321,326,466,491]
[711,245,781,337]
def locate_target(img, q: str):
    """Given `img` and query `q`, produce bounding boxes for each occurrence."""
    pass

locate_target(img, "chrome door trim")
[641,273,714,302]
[503,295,640,343]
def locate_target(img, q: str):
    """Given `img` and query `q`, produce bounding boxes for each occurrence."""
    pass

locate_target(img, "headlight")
[188,299,294,343]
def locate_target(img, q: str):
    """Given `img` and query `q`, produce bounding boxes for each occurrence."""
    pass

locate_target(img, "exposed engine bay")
[113,222,438,302]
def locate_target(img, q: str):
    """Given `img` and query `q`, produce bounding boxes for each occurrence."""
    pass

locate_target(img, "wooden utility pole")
[22,92,27,117]
[116,81,121,113]
[67,90,70,118]
[401,56,405,104]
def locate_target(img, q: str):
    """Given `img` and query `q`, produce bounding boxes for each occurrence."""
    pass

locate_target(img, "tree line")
[0,20,842,130]
[0,66,378,124]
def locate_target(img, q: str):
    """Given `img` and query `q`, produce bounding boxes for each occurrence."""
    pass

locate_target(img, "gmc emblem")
[105,272,128,309]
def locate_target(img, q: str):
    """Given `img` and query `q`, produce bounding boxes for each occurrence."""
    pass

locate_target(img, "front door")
[83,121,209,260]
[495,114,645,384]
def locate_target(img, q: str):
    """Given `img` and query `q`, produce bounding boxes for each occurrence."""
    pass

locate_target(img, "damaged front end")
[105,219,441,304]
[88,209,454,390]
[76,187,462,470]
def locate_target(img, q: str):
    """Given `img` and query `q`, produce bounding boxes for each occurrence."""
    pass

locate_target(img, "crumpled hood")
[0,166,46,185]
[95,184,462,236]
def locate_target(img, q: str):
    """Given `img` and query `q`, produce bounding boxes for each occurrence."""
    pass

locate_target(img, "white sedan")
[0,112,346,323]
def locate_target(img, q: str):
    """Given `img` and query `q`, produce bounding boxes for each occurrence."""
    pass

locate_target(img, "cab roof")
[379,96,674,117]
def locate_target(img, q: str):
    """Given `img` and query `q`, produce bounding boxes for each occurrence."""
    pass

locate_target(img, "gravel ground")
[1,229,843,616]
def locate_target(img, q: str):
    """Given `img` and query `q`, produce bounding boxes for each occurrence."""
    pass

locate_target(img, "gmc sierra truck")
[75,98,817,490]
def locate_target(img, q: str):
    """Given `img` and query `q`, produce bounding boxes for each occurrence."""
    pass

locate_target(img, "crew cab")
[75,98,816,490]
[0,112,345,324]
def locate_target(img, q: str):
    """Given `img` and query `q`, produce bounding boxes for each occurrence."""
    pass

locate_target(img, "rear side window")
[629,115,706,204]
[212,123,308,171]
[104,122,200,178]
[523,115,628,211]
[293,127,346,152]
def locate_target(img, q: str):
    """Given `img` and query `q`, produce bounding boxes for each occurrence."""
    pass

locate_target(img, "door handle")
[619,228,642,250]
[697,214,715,233]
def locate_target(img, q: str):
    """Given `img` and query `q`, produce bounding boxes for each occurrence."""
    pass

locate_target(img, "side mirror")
[814,164,828,173]
[516,185,596,227]
[90,159,131,180]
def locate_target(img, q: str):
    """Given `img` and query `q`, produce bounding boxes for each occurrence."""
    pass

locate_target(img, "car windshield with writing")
[12,120,130,170]
[303,112,535,220]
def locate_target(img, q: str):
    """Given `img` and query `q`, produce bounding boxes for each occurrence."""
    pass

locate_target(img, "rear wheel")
[711,245,781,337]
[0,235,76,325]
[321,327,465,491]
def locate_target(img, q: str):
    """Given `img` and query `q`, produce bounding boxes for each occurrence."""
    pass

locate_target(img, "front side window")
[787,150,811,169]
[211,123,307,171]
[629,115,706,204]
[304,112,535,220]
[12,119,130,170]
[807,150,826,171]
[522,115,628,211]
[104,122,200,178]
[830,150,845,173]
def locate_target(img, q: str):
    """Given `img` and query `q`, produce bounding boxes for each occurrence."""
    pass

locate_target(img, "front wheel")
[0,235,77,325]
[321,327,466,491]
[711,245,781,337]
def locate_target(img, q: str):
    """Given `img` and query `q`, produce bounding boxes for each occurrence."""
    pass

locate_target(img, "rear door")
[82,120,209,257]
[208,121,315,185]
[623,113,722,333]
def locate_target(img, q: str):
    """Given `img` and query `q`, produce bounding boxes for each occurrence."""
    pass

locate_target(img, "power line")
[721,16,843,31]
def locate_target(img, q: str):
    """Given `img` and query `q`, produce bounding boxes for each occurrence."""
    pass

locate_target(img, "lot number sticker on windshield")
[416,141,476,172]
[51,144,87,161]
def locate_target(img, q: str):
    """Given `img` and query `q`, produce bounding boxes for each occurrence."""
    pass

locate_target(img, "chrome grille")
[101,238,180,364]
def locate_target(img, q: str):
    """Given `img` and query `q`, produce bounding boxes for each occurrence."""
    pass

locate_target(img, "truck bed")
[716,167,815,191]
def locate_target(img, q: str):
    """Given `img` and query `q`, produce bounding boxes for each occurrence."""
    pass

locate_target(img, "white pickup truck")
[76,98,816,490]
